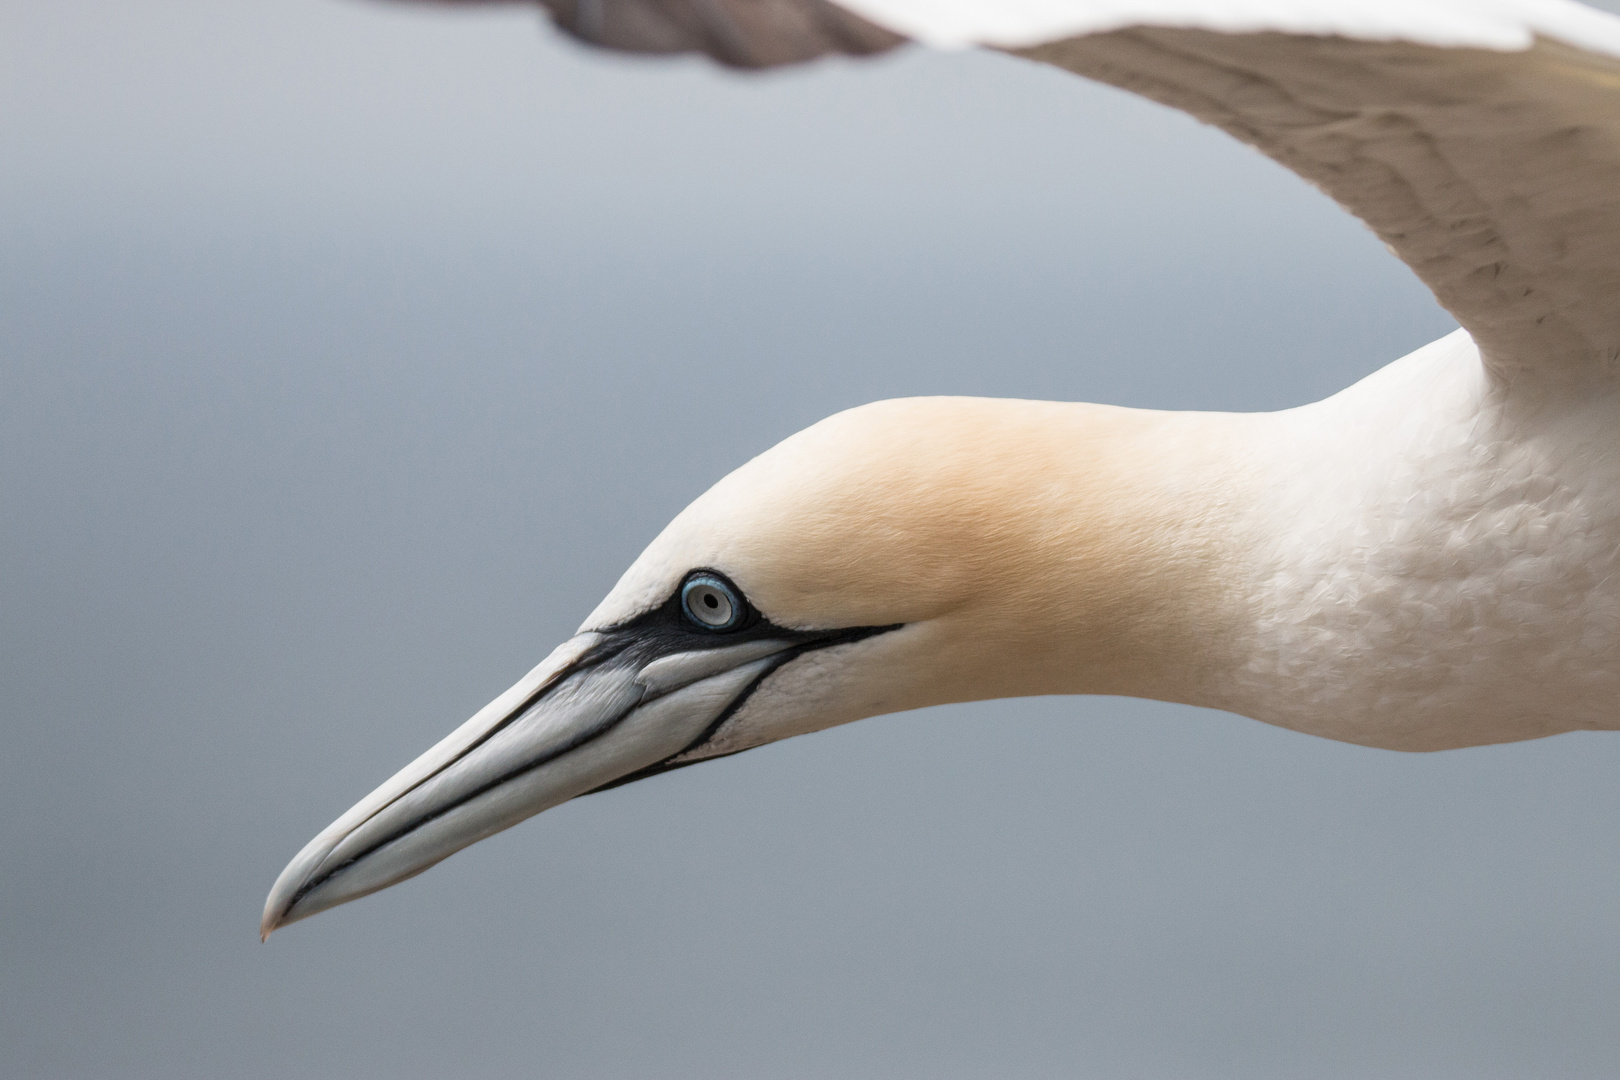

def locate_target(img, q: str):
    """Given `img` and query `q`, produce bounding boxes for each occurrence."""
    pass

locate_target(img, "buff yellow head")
[262,396,1253,937]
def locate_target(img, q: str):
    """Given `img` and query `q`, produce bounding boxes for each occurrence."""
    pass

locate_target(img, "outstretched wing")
[1003,15,1620,383]
[445,0,1620,382]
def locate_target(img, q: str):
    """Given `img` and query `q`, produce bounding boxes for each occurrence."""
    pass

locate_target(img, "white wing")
[523,0,1620,381]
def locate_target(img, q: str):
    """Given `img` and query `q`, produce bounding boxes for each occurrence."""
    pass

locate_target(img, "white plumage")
[263,0,1620,935]
[839,0,1620,51]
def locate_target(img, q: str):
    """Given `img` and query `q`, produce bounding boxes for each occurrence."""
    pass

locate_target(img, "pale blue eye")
[681,574,740,630]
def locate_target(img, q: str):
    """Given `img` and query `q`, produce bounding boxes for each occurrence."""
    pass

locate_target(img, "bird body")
[1219,329,1620,750]
[263,0,1620,936]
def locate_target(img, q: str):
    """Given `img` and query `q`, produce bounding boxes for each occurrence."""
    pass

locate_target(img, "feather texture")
[1014,28,1620,380]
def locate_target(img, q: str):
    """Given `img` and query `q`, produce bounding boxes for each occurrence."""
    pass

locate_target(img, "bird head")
[261,396,1233,937]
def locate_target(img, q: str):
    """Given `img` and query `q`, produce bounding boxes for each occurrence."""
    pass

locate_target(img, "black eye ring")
[680,573,744,631]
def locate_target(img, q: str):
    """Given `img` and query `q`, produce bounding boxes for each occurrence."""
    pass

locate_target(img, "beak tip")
[260,875,303,943]
[261,834,337,943]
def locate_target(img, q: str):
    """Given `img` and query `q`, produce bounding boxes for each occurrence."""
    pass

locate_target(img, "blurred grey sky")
[4,2,1620,1077]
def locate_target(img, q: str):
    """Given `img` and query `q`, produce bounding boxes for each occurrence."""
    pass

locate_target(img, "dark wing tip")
[533,0,906,69]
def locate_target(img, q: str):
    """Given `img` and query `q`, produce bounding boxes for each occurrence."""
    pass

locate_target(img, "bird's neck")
[883,332,1509,736]
[797,394,1279,719]
[936,399,1272,710]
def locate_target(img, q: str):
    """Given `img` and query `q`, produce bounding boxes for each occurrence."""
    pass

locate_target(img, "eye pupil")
[703,595,718,609]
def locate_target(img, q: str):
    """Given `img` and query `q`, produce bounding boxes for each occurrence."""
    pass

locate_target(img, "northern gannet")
[262,0,1620,937]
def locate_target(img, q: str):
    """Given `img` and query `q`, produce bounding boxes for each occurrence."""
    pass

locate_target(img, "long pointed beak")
[260,632,794,938]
